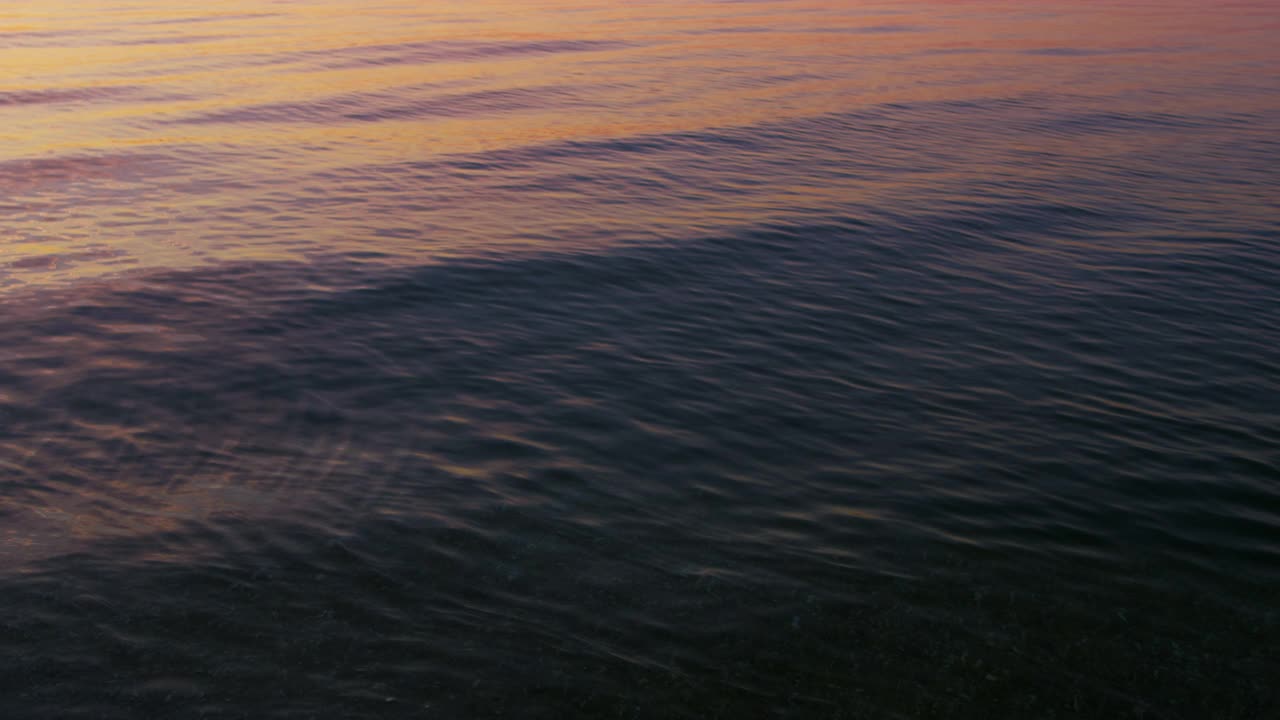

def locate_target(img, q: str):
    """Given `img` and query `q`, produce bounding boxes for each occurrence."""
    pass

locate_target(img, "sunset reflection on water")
[4,0,1276,289]
[1,2,1278,717]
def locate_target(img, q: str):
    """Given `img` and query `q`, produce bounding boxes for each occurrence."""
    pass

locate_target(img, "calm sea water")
[2,1,1279,717]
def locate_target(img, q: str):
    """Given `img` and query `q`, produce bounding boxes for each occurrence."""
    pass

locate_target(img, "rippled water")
[3,1,1279,718]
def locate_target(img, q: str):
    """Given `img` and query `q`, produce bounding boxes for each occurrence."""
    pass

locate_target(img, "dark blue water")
[2,1,1279,718]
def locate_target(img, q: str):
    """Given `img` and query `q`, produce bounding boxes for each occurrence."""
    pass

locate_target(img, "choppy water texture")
[3,1,1280,718]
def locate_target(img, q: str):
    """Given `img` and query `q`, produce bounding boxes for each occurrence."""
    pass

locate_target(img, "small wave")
[139,12,282,26]
[4,247,126,273]
[0,29,88,47]
[110,33,231,47]
[0,152,170,192]
[0,86,138,107]
[282,38,634,71]
[173,85,585,125]
[1021,45,1188,57]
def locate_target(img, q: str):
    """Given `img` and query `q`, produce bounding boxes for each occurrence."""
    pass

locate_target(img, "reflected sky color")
[1,0,1279,552]
[3,0,1277,289]
[2,4,1279,716]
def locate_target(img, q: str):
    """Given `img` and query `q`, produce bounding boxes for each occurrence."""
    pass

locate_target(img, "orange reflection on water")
[1,0,1277,289]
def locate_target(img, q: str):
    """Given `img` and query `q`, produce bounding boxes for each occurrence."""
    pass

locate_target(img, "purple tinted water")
[2,2,1278,718]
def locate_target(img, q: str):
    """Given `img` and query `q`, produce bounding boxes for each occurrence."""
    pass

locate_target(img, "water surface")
[2,1,1279,718]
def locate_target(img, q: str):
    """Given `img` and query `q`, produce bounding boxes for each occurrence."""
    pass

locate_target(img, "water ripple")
[2,1,1278,717]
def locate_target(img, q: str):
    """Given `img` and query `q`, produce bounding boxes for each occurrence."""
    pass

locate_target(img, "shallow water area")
[2,1,1279,718]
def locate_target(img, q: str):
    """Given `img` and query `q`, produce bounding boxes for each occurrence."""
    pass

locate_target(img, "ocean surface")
[2,1,1279,717]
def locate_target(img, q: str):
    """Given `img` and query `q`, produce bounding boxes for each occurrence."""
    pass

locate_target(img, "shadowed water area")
[2,1,1279,718]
